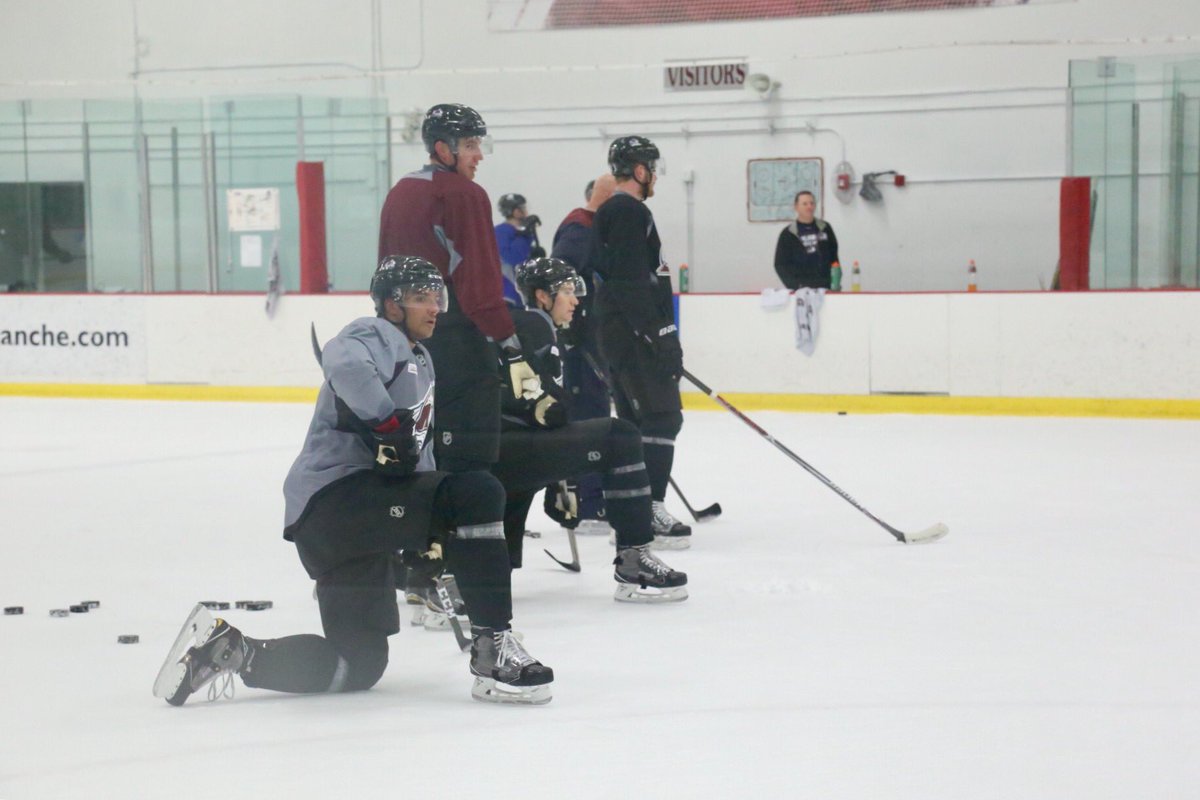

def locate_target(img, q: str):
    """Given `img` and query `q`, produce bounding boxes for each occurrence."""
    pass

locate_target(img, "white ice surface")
[1,397,1198,799]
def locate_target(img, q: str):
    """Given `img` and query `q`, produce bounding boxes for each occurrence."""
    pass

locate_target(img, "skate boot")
[153,604,252,706]
[613,544,689,603]
[469,626,553,705]
[650,500,692,550]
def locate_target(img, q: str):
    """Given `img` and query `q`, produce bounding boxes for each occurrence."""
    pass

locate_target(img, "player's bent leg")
[316,554,401,692]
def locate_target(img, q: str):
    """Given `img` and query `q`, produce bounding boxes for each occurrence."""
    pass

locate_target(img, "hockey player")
[377,104,538,475]
[154,257,553,706]
[549,174,617,533]
[589,135,691,547]
[494,192,542,308]
[491,257,687,601]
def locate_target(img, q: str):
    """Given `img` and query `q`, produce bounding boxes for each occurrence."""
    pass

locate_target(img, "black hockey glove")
[522,214,541,231]
[498,336,540,401]
[644,323,683,381]
[371,411,419,477]
[532,393,567,429]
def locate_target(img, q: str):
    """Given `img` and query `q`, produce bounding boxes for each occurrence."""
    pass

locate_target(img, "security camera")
[747,73,780,99]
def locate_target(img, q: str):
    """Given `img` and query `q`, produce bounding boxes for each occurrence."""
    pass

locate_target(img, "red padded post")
[296,161,328,293]
[1059,177,1091,291]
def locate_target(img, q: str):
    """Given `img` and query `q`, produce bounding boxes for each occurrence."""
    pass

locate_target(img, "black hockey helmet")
[498,193,527,217]
[421,104,488,155]
[608,135,662,178]
[516,257,586,307]
[371,255,448,315]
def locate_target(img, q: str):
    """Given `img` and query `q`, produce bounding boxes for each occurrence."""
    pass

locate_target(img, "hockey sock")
[601,421,654,548]
[435,471,513,630]
[639,411,682,502]
[240,635,344,694]
[444,537,512,630]
[503,490,537,568]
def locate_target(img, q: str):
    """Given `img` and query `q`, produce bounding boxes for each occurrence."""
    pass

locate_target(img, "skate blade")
[650,535,691,551]
[613,584,689,604]
[152,604,215,699]
[471,677,552,705]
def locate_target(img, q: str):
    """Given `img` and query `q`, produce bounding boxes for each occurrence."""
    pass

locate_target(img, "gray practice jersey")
[283,316,436,530]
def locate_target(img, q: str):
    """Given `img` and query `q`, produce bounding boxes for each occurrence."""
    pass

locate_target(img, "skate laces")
[207,671,236,702]
[636,545,673,576]
[495,629,535,669]
[652,502,681,529]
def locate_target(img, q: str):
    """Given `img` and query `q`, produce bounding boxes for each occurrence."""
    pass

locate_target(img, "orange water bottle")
[967,259,978,292]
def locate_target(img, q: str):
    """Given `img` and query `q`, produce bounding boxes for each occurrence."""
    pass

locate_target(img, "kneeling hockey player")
[491,257,688,603]
[154,256,554,706]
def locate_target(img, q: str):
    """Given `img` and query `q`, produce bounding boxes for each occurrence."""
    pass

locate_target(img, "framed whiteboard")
[747,157,823,222]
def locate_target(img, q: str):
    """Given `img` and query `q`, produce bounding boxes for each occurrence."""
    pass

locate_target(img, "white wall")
[2,292,1198,400]
[3,0,1200,291]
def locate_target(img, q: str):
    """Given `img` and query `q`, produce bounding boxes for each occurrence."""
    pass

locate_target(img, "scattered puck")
[837,411,847,416]
[82,600,101,609]
[242,601,273,611]
[50,609,70,618]
[69,604,89,613]
[4,606,23,615]
[200,601,230,611]
[117,634,140,644]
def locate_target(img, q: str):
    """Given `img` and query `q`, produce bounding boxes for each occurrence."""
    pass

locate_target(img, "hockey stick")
[579,347,724,521]
[543,481,582,572]
[668,475,722,522]
[682,369,948,545]
[434,576,472,652]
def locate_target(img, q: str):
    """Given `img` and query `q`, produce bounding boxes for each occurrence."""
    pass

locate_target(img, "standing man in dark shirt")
[774,190,839,290]
[589,136,690,549]
[378,103,545,474]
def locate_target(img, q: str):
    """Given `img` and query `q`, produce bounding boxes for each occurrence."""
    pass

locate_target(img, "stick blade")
[902,522,949,545]
[543,548,581,572]
[695,503,722,522]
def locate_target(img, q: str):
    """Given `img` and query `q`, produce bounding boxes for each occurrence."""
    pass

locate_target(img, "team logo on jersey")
[588,451,601,462]
[390,506,406,518]
[442,431,453,446]
[408,382,435,453]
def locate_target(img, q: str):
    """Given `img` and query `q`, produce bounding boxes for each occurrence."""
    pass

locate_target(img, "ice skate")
[650,500,692,549]
[575,518,613,536]
[613,544,688,603]
[469,627,553,705]
[153,604,251,706]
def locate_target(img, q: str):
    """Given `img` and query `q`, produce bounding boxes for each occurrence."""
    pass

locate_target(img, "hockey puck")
[117,634,140,644]
[82,600,101,609]
[837,411,847,416]
[4,606,23,615]
[242,601,273,611]
[50,609,70,618]
[200,601,230,610]
[69,604,88,613]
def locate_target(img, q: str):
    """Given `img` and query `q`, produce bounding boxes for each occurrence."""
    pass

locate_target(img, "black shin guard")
[502,490,536,569]
[434,471,513,631]
[602,419,654,549]
[241,635,344,694]
[640,411,683,502]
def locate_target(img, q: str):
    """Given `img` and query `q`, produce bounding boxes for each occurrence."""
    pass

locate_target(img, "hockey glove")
[522,214,541,231]
[644,323,683,381]
[532,393,567,429]
[371,412,420,477]
[499,336,541,401]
